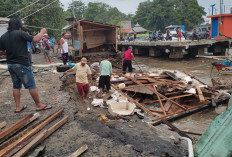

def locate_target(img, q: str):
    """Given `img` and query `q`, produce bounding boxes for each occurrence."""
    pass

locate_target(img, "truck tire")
[56,65,72,72]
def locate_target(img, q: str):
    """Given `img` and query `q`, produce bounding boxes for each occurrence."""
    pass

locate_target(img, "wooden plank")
[12,116,69,157]
[0,109,63,157]
[124,86,154,95]
[0,114,34,144]
[195,82,205,102]
[143,94,193,104]
[112,85,155,117]
[153,85,167,116]
[69,144,88,157]
[0,122,6,130]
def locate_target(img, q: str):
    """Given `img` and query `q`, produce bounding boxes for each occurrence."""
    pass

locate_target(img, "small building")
[63,18,119,57]
[207,14,232,39]
[129,23,147,34]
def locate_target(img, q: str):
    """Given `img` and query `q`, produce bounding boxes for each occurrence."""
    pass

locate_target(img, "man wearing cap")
[122,46,135,76]
[42,34,52,63]
[0,18,52,112]
[98,55,112,98]
[64,57,93,103]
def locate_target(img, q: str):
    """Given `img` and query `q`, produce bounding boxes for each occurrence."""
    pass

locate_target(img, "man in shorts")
[64,57,93,103]
[43,34,52,63]
[122,46,135,76]
[98,55,112,98]
[0,18,52,113]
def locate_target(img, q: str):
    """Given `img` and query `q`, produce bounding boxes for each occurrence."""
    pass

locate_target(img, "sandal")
[15,105,27,113]
[36,105,52,111]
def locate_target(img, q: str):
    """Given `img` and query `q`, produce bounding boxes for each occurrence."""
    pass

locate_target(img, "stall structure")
[207,14,232,39]
[64,18,119,57]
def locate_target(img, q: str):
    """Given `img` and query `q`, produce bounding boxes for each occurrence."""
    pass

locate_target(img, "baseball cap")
[81,57,87,63]
[43,33,48,36]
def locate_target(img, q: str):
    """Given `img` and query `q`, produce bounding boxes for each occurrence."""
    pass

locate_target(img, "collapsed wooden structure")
[111,71,229,125]
[64,18,119,57]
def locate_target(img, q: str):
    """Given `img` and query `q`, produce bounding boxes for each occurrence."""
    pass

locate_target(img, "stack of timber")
[0,109,69,157]
[111,70,230,125]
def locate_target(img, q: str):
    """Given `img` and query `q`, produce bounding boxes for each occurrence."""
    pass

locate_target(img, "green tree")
[0,0,66,37]
[133,0,206,31]
[67,0,86,19]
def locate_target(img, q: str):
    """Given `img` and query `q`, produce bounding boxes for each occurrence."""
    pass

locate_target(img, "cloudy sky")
[60,0,232,16]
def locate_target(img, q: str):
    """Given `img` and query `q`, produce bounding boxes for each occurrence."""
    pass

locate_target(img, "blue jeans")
[8,64,36,89]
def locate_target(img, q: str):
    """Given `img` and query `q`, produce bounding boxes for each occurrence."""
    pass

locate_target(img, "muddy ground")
[0,52,229,157]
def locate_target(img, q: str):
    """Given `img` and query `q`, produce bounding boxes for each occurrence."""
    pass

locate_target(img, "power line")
[6,0,41,18]
[21,0,58,20]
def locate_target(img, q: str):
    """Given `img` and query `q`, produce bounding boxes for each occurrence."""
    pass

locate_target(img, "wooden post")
[69,144,88,157]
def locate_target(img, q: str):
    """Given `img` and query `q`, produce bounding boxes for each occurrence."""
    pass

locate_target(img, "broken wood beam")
[195,82,205,102]
[153,89,187,111]
[12,115,69,157]
[0,113,39,144]
[161,119,192,139]
[149,109,165,113]
[153,85,167,116]
[112,85,155,117]
[0,109,63,157]
[69,144,88,157]
[143,94,193,104]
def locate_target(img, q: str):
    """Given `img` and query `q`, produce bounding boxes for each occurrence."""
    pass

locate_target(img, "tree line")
[0,0,205,37]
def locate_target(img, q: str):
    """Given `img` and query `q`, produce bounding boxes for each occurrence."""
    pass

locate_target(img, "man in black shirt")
[0,18,52,113]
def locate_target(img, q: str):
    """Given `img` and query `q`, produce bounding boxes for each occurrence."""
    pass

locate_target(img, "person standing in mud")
[60,32,69,65]
[122,46,135,76]
[0,18,52,113]
[64,57,93,103]
[98,55,112,98]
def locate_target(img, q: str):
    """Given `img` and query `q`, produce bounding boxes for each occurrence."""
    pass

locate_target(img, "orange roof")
[207,13,232,18]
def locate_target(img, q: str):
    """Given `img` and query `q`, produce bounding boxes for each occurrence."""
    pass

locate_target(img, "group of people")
[0,17,136,113]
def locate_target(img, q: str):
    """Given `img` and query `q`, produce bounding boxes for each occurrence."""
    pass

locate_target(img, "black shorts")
[98,75,111,90]
[123,60,132,73]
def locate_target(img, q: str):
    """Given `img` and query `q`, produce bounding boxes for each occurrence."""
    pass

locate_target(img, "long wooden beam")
[0,109,63,157]
[111,85,155,117]
[12,115,69,157]
[0,114,38,144]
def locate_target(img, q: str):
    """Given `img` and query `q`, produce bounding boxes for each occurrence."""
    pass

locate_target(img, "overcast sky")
[60,0,232,16]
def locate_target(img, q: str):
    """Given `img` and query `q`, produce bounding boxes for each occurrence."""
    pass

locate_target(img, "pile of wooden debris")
[110,70,230,125]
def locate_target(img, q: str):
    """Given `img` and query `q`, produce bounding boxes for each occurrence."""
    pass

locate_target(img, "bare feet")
[82,97,88,103]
